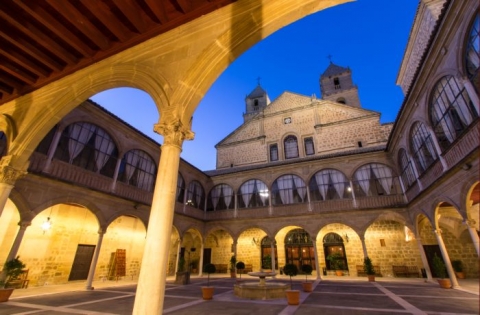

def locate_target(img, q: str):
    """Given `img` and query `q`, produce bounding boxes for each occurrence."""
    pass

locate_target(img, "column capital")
[0,155,27,185]
[154,119,194,147]
[434,229,442,235]
[18,222,31,230]
[463,219,476,228]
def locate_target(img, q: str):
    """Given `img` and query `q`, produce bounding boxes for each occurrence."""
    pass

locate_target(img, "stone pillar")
[132,119,193,315]
[360,236,368,258]
[110,158,123,192]
[198,242,204,277]
[270,241,276,272]
[5,222,30,262]
[42,127,63,173]
[85,229,105,290]
[464,219,480,257]
[434,229,459,288]
[416,237,432,281]
[349,180,357,208]
[0,160,26,217]
[312,237,321,280]
[174,238,182,273]
[460,77,479,115]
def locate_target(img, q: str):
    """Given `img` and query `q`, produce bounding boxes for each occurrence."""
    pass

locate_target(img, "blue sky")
[91,0,419,171]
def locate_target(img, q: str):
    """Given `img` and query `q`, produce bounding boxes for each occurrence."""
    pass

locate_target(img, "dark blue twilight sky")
[91,0,419,171]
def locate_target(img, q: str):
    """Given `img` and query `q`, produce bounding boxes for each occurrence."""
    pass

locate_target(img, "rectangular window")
[304,137,315,155]
[270,144,278,161]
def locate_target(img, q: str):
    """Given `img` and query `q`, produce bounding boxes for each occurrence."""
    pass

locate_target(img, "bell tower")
[243,83,270,122]
[320,62,361,108]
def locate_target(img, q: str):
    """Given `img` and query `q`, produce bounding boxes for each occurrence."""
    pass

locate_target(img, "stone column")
[85,229,105,290]
[416,237,432,281]
[434,229,459,288]
[174,238,182,273]
[349,180,357,208]
[42,127,63,173]
[464,219,480,257]
[270,241,276,273]
[132,119,193,315]
[198,242,204,277]
[460,77,479,115]
[360,236,368,258]
[110,158,123,192]
[5,222,30,262]
[312,237,321,280]
[0,160,26,217]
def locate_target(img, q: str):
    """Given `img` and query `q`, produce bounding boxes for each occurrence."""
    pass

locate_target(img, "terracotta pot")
[230,271,236,278]
[302,282,313,292]
[367,275,375,282]
[455,271,465,279]
[335,270,343,276]
[201,286,215,300]
[285,290,300,305]
[0,288,14,303]
[437,279,451,289]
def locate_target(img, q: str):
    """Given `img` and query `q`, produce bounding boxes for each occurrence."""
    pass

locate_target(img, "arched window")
[207,184,234,211]
[309,169,350,201]
[430,76,477,151]
[304,137,315,156]
[353,163,397,197]
[336,97,346,104]
[269,144,278,161]
[398,149,416,189]
[54,122,118,177]
[410,122,438,174]
[186,180,205,210]
[117,149,156,192]
[176,173,185,203]
[284,135,299,159]
[466,13,479,92]
[35,126,56,155]
[285,229,315,269]
[271,174,307,205]
[237,179,269,208]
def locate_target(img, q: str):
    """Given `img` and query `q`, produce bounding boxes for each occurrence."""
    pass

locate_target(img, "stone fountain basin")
[234,282,289,300]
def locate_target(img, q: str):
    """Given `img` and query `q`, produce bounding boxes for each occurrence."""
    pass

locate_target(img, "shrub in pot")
[201,263,216,300]
[283,263,299,305]
[229,255,236,278]
[363,257,376,282]
[236,261,245,280]
[451,260,465,279]
[432,254,451,289]
[0,256,26,302]
[301,264,313,292]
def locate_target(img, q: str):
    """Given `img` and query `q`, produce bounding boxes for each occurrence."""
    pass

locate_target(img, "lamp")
[344,233,349,243]
[252,237,260,246]
[42,217,52,233]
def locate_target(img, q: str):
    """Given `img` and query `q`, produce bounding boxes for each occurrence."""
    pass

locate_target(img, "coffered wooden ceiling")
[0,0,236,106]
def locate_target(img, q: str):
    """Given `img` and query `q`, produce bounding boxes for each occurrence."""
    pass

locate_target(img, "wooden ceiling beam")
[0,10,78,66]
[46,0,110,50]
[81,0,130,43]
[13,0,94,57]
[0,74,22,93]
[144,0,169,24]
[0,48,49,78]
[173,0,192,14]
[111,0,148,33]
[0,63,37,85]
[0,30,64,71]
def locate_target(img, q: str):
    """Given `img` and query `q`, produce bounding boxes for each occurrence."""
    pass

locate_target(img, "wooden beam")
[144,0,169,24]
[0,45,50,77]
[82,0,130,42]
[173,0,191,14]
[111,0,147,33]
[0,74,22,93]
[0,62,38,85]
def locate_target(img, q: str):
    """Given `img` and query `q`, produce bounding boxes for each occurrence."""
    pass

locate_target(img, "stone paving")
[0,276,478,315]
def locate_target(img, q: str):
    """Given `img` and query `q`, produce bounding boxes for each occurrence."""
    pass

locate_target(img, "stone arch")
[7,63,170,169]
[0,114,17,154]
[8,189,34,222]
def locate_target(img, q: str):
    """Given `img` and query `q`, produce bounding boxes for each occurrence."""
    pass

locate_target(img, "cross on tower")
[257,76,261,86]
[327,54,333,63]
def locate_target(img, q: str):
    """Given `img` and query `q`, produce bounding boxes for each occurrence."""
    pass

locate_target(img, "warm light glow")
[42,217,52,231]
[259,190,269,197]
[347,186,352,192]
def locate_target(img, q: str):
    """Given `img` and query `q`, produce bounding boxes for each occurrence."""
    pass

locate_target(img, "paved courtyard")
[1,276,478,314]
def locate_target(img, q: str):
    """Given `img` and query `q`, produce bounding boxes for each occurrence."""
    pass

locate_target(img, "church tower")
[243,84,270,122]
[320,62,361,108]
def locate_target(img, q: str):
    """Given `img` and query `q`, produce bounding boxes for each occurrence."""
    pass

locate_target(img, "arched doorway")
[284,229,315,270]
[261,236,278,270]
[323,232,348,272]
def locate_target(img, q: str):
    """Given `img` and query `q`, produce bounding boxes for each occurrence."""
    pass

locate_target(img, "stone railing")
[28,152,153,204]
[311,198,356,213]
[355,194,405,209]
[443,120,479,169]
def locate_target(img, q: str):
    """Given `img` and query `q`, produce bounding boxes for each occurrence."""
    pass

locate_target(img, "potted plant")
[236,261,245,281]
[175,256,190,285]
[0,256,26,302]
[432,253,451,289]
[301,264,313,292]
[229,255,236,278]
[262,254,272,271]
[327,253,344,276]
[363,257,376,282]
[451,260,465,279]
[283,263,299,305]
[201,263,216,300]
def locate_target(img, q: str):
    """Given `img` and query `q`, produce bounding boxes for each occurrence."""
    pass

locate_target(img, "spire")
[321,62,350,78]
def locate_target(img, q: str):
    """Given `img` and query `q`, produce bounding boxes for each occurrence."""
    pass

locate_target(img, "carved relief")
[154,119,194,147]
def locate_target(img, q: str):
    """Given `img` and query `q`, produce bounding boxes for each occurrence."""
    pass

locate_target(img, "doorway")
[323,233,348,271]
[284,229,315,270]
[68,244,95,281]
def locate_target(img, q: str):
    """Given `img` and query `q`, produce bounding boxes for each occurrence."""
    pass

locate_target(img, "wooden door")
[68,244,95,281]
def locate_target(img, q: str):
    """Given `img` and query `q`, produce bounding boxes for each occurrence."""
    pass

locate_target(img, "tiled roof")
[247,85,267,98]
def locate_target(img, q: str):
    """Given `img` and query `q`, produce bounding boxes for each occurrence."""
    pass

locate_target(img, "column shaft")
[434,230,459,288]
[85,231,105,290]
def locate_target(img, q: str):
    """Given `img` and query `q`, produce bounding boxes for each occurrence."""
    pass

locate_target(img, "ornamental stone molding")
[0,164,27,185]
[154,119,195,148]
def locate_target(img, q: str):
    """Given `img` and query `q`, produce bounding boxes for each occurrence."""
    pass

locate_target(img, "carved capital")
[463,219,476,228]
[0,164,27,185]
[154,119,194,147]
[18,222,31,230]
[434,229,442,235]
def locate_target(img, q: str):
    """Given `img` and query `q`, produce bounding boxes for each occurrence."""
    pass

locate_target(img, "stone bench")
[392,265,419,277]
[214,264,228,273]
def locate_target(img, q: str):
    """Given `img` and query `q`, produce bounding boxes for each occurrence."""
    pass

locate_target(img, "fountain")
[233,270,289,300]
